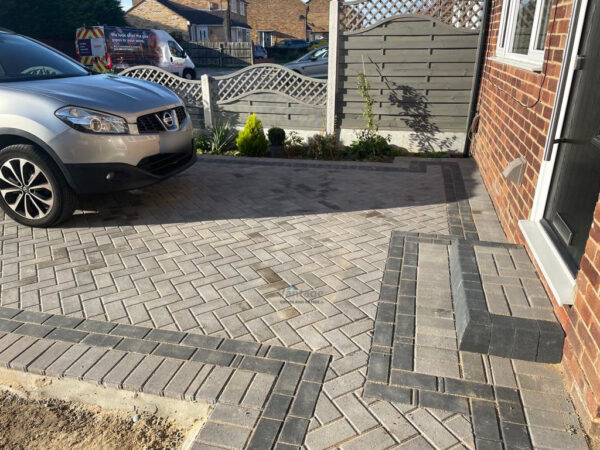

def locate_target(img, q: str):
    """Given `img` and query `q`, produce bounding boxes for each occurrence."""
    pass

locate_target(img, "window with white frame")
[240,1,246,16]
[496,0,553,69]
[231,0,238,14]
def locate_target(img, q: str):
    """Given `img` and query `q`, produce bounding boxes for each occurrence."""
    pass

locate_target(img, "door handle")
[553,137,587,145]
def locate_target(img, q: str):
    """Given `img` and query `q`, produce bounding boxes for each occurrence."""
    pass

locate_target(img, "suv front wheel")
[0,144,76,227]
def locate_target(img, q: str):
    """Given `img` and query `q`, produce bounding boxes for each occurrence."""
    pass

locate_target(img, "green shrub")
[210,121,237,154]
[236,114,269,157]
[268,127,286,146]
[195,134,211,153]
[346,130,393,161]
[195,122,236,154]
[284,131,305,158]
[306,134,339,160]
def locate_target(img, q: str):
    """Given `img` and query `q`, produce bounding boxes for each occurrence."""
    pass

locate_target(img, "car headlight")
[55,107,129,134]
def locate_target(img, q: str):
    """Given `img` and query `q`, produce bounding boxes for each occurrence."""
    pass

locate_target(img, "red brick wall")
[246,0,308,43]
[472,0,600,437]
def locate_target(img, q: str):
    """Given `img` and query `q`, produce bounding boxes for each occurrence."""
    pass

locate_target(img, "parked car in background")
[284,46,328,78]
[274,39,310,50]
[0,30,195,227]
[75,26,196,79]
[253,45,268,60]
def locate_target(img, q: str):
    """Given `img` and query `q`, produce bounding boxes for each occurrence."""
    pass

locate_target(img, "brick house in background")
[471,0,600,437]
[127,0,251,42]
[246,0,329,47]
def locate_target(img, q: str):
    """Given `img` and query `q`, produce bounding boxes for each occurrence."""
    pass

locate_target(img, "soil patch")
[0,390,185,450]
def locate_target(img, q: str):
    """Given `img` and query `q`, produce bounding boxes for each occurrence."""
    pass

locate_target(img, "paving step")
[449,240,564,363]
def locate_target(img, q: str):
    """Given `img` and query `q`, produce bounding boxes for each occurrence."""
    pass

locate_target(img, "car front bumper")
[65,140,196,195]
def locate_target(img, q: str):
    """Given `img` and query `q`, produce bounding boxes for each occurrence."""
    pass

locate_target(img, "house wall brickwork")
[246,0,309,43]
[128,0,248,42]
[126,0,189,36]
[472,0,600,437]
[307,0,330,34]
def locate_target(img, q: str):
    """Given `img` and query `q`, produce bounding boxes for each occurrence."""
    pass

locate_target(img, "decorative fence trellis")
[120,0,487,152]
[120,64,327,132]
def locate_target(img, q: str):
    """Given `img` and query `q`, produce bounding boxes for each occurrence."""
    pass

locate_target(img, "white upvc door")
[520,0,591,306]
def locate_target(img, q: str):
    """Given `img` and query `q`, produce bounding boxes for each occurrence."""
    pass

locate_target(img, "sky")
[120,0,132,10]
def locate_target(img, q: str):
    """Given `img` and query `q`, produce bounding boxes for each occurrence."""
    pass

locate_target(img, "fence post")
[326,0,340,135]
[201,74,214,129]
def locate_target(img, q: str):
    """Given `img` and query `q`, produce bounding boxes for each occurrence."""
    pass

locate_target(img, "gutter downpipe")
[463,0,491,158]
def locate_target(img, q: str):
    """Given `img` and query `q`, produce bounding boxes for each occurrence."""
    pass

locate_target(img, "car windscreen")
[298,48,328,62]
[0,34,89,82]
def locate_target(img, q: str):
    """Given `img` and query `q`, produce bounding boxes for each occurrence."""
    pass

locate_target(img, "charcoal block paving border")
[0,306,331,449]
[449,240,565,363]
[200,156,479,240]
[364,231,567,449]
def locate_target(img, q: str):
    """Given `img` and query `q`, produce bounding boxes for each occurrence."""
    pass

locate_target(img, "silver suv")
[0,30,195,227]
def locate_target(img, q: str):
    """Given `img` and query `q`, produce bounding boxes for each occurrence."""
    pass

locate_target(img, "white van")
[76,26,196,79]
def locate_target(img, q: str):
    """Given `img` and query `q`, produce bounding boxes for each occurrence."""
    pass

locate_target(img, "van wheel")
[183,69,195,80]
[0,144,77,228]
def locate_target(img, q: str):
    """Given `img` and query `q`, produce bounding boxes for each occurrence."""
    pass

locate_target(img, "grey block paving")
[0,158,588,449]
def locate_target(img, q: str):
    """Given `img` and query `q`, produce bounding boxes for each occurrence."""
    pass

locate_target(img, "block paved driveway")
[0,155,587,449]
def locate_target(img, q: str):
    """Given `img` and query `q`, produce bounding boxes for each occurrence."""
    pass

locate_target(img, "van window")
[168,41,185,59]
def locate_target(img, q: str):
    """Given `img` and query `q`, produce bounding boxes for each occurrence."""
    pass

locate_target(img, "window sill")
[490,55,543,73]
[519,219,576,306]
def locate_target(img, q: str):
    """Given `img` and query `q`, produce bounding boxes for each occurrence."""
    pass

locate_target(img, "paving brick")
[161,360,205,399]
[363,382,411,404]
[14,323,54,338]
[152,343,195,360]
[305,419,356,449]
[115,338,158,354]
[64,346,107,380]
[279,417,311,447]
[82,350,125,384]
[0,336,37,367]
[264,393,294,420]
[0,319,21,333]
[45,344,90,378]
[290,381,322,419]
[181,333,222,350]
[406,408,459,449]
[122,355,164,391]
[195,366,233,403]
[341,426,395,450]
[9,339,53,371]
[191,348,235,367]
[248,418,283,449]
[143,358,182,396]
[46,327,88,344]
[211,403,261,429]
[219,369,255,403]
[196,422,252,449]
[239,355,283,375]
[243,372,276,409]
[274,362,305,396]
[81,333,122,349]
[334,393,378,432]
[27,341,72,375]
[103,352,145,389]
[76,320,116,334]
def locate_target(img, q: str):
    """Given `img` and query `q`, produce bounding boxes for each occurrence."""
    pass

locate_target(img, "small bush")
[285,131,305,158]
[210,121,237,154]
[268,127,286,146]
[236,114,269,157]
[346,130,393,161]
[306,134,339,160]
[195,122,236,154]
[195,134,211,153]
